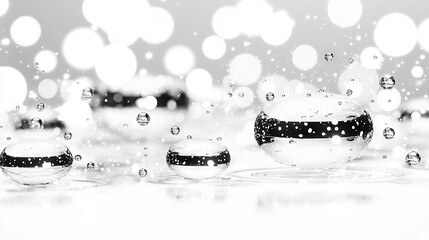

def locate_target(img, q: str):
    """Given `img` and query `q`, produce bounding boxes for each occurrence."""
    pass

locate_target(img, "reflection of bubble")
[10,16,41,47]
[212,6,240,40]
[327,0,362,28]
[229,53,262,86]
[0,0,9,16]
[376,88,402,112]
[95,44,137,88]
[0,67,27,112]
[140,7,174,44]
[360,47,384,70]
[202,35,226,60]
[62,28,104,70]
[38,79,58,99]
[418,18,429,52]
[233,86,254,108]
[164,45,195,76]
[260,10,294,46]
[236,0,272,36]
[186,68,213,100]
[411,66,424,78]
[374,13,417,57]
[338,63,379,105]
[34,50,57,73]
[292,45,317,71]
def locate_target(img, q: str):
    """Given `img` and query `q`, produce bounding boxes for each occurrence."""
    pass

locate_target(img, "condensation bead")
[254,93,374,169]
[166,138,231,179]
[0,140,73,185]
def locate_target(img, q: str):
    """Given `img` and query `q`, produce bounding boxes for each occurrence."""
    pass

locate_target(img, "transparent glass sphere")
[254,93,373,169]
[0,140,73,185]
[166,138,231,179]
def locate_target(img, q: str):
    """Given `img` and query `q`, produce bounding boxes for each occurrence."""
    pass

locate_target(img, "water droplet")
[81,87,95,100]
[379,75,395,89]
[74,154,82,161]
[266,92,275,102]
[227,92,233,97]
[87,162,95,171]
[138,168,147,177]
[348,58,354,64]
[382,155,387,159]
[216,137,222,141]
[383,127,395,139]
[6,137,11,141]
[0,140,73,184]
[136,112,150,126]
[306,93,312,97]
[324,52,334,61]
[239,92,245,98]
[36,103,45,112]
[63,131,72,140]
[346,89,353,96]
[186,135,192,139]
[405,151,421,167]
[166,138,231,179]
[29,118,44,130]
[170,126,180,135]
[254,93,373,168]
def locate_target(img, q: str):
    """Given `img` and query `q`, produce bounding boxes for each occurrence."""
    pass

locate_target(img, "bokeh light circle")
[327,0,362,28]
[418,18,429,52]
[411,66,424,78]
[229,53,262,86]
[260,10,294,46]
[10,16,41,47]
[376,88,402,112]
[140,7,174,44]
[374,13,417,57]
[95,44,137,88]
[360,46,384,70]
[34,50,57,73]
[0,67,27,112]
[164,45,195,76]
[202,35,226,60]
[186,68,213,99]
[62,28,104,70]
[212,6,240,40]
[0,0,9,16]
[292,45,318,71]
[233,86,254,108]
[38,79,58,99]
[236,0,273,36]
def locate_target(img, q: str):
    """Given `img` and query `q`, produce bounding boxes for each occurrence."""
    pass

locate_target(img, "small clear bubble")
[217,137,222,141]
[29,118,44,130]
[74,154,82,161]
[136,112,150,126]
[383,155,387,159]
[239,92,245,97]
[171,126,180,135]
[87,162,95,170]
[324,52,334,61]
[36,103,45,112]
[186,135,192,139]
[138,168,147,177]
[346,89,353,96]
[383,127,395,139]
[266,92,275,102]
[63,131,72,140]
[348,58,354,64]
[379,75,395,89]
[405,151,421,167]
[81,87,95,100]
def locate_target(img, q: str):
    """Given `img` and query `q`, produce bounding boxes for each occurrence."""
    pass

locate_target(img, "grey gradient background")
[0,0,428,108]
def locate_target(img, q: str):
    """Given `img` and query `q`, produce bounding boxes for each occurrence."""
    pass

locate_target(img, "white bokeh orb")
[229,53,262,86]
[418,18,429,53]
[327,0,362,28]
[140,7,174,44]
[411,66,424,78]
[62,28,104,70]
[164,45,195,76]
[292,45,318,71]
[95,44,137,88]
[10,16,41,47]
[260,10,294,46]
[376,88,402,112]
[186,68,213,98]
[0,0,9,16]
[374,13,417,57]
[360,46,384,70]
[0,67,27,112]
[38,79,58,99]
[212,6,240,40]
[202,35,226,60]
[236,0,273,36]
[34,50,57,73]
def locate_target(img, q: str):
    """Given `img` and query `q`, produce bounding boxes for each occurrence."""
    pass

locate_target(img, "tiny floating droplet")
[324,52,334,61]
[186,135,192,139]
[63,131,72,140]
[383,127,395,140]
[217,137,222,141]
[379,75,395,89]
[348,58,354,64]
[405,151,421,167]
[266,92,275,102]
[29,118,44,130]
[81,87,95,100]
[74,154,82,161]
[138,168,147,177]
[136,112,150,126]
[346,89,353,96]
[171,126,180,135]
[87,162,95,170]
[36,103,45,112]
